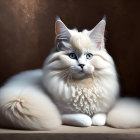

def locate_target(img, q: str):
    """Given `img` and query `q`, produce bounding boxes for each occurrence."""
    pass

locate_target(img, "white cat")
[0,17,139,130]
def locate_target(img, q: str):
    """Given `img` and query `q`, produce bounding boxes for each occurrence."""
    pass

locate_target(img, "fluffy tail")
[0,88,62,130]
[107,98,140,128]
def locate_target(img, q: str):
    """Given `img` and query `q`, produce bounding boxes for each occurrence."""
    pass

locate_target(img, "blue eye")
[86,53,93,59]
[69,53,77,59]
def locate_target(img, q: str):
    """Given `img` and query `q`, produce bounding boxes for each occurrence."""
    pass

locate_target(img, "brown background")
[0,0,139,98]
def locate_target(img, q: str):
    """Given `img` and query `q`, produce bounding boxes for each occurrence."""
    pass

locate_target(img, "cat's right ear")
[55,17,71,41]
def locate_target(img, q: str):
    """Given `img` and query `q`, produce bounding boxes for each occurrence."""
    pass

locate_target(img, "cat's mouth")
[70,65,94,74]
[69,66,94,80]
[79,66,94,75]
[79,69,91,76]
[79,68,84,72]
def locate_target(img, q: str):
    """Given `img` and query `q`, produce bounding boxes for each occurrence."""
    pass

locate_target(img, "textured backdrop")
[0,0,139,98]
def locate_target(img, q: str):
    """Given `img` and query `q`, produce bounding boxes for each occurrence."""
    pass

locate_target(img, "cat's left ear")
[89,17,106,49]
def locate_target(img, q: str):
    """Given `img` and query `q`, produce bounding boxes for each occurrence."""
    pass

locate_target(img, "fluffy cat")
[0,17,139,130]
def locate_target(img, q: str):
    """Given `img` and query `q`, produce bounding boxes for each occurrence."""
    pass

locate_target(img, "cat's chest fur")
[42,72,118,117]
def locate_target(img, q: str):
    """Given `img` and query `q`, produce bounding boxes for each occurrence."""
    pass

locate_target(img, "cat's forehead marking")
[70,33,95,52]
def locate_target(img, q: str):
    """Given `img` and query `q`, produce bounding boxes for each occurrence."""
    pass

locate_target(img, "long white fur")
[0,70,61,130]
[42,18,119,126]
[0,18,140,130]
[107,98,140,128]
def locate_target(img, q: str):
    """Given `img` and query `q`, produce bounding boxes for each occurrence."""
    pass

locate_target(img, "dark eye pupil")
[69,53,76,59]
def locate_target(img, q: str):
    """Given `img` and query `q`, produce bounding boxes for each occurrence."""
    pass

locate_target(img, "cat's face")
[55,34,97,80]
[45,17,113,81]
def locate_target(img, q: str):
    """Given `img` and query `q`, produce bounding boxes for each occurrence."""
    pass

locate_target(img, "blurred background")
[0,0,139,98]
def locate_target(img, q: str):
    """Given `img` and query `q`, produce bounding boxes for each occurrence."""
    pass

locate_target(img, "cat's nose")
[79,64,85,69]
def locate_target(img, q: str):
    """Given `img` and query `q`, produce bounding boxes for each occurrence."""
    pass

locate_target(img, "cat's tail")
[0,87,62,130]
[107,98,140,128]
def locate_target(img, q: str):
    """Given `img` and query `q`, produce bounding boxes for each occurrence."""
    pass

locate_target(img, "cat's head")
[44,17,114,81]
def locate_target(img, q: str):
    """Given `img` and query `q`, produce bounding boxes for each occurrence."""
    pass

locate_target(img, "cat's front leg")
[92,113,106,126]
[62,114,92,127]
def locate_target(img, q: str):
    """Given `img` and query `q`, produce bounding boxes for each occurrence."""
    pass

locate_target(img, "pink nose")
[79,64,85,68]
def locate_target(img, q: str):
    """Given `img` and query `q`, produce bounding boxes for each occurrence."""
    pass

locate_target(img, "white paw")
[92,113,106,126]
[62,114,92,127]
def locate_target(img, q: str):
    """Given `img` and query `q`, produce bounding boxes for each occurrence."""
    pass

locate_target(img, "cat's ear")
[55,17,71,41]
[89,17,106,49]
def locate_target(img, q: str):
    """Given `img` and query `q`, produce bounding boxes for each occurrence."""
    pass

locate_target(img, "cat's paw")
[62,114,92,127]
[92,113,106,126]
